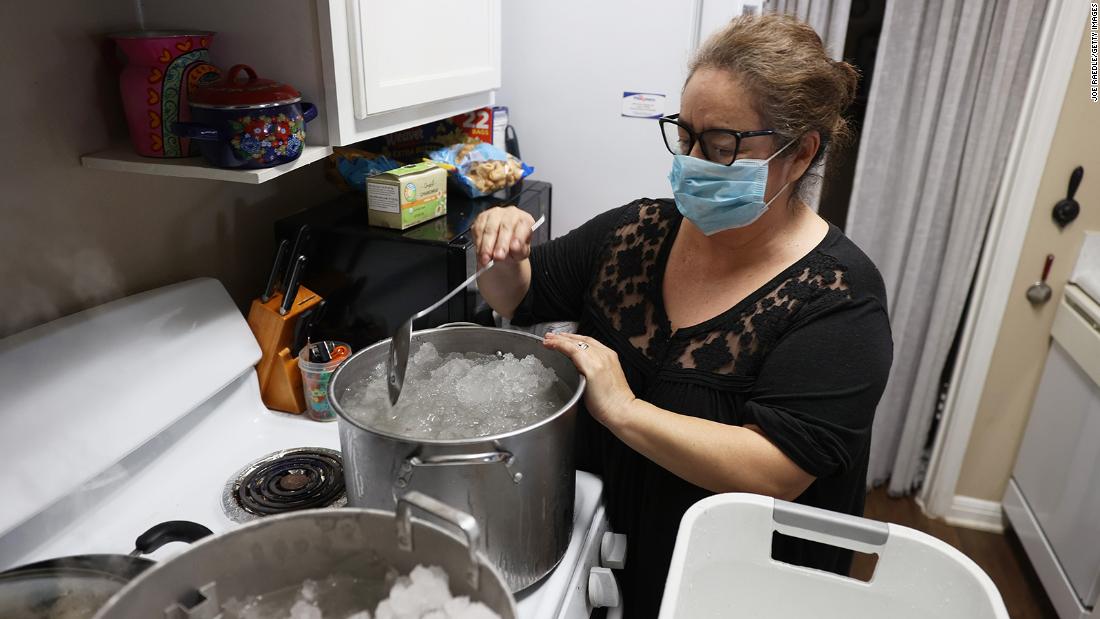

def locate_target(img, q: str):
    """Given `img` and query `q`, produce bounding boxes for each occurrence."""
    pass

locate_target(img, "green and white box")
[366,162,448,230]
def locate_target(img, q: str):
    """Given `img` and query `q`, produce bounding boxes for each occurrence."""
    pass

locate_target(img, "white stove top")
[0,279,613,619]
[4,371,606,618]
[1,372,341,568]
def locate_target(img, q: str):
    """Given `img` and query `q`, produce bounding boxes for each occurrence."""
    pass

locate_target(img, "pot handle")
[396,491,481,591]
[301,102,318,123]
[397,449,522,488]
[408,450,513,466]
[129,520,213,557]
[170,121,220,141]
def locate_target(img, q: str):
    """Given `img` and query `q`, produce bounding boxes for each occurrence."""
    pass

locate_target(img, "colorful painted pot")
[109,31,220,158]
[171,65,317,169]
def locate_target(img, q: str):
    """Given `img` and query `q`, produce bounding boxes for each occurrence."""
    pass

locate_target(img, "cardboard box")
[366,106,509,161]
[366,162,447,230]
[453,106,509,148]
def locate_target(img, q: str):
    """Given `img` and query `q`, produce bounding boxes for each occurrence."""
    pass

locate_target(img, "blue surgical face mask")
[668,139,796,235]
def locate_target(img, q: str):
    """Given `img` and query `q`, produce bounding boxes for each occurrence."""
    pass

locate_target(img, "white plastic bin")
[659,493,1009,618]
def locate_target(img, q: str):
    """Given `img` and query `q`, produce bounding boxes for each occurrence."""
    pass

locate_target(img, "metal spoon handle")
[415,215,545,320]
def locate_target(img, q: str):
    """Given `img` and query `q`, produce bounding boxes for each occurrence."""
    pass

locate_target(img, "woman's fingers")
[494,219,515,261]
[511,212,537,260]
[543,333,608,375]
[542,334,590,371]
[548,332,603,351]
[497,207,536,261]
[472,213,487,260]
[475,209,502,266]
[473,207,535,265]
[544,333,635,427]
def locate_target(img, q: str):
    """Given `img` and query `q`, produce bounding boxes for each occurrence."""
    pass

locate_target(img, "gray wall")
[0,0,340,338]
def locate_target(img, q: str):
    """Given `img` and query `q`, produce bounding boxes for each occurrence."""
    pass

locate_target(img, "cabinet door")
[346,0,501,117]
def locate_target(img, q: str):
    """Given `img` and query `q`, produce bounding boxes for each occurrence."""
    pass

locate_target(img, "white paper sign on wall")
[621,92,666,119]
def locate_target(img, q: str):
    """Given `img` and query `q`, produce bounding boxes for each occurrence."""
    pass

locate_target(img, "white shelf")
[81,145,332,184]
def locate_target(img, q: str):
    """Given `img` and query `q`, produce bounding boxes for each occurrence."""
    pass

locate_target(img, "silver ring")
[576,342,590,350]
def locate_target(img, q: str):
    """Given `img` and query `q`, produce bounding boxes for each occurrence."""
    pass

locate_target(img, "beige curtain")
[846,0,1048,493]
[765,0,852,60]
[764,0,852,211]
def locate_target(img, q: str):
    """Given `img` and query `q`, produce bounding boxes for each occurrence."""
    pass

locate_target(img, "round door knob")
[588,567,621,608]
[600,532,627,569]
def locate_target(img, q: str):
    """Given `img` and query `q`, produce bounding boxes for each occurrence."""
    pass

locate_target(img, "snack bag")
[426,141,533,198]
[325,147,402,193]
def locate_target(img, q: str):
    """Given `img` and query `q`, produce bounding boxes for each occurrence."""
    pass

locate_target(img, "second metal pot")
[94,493,517,619]
[329,326,585,592]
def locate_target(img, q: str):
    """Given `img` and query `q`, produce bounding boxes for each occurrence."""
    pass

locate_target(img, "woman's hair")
[688,13,859,200]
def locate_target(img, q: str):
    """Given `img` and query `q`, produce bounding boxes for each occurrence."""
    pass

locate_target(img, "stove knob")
[588,567,621,608]
[600,532,627,569]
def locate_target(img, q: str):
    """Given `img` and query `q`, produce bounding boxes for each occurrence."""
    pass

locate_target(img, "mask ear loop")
[764,180,793,208]
[763,137,798,163]
[761,138,798,207]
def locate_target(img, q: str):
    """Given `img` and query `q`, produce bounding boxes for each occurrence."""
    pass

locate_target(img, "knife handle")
[261,239,290,303]
[285,225,310,288]
[280,255,307,316]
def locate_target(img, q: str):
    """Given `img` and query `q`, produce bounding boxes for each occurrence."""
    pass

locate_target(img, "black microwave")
[273,180,551,352]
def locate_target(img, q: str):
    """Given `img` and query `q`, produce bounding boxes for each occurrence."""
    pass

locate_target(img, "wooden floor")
[849,487,1058,618]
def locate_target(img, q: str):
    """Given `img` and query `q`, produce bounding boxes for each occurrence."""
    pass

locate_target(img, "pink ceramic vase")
[109,31,220,158]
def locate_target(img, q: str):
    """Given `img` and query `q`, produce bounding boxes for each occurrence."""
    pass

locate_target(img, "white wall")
[496,1,759,236]
[0,0,339,338]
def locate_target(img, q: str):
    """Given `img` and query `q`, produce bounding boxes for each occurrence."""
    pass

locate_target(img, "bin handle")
[396,491,480,590]
[772,500,889,551]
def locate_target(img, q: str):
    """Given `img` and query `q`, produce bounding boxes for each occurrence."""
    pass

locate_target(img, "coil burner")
[223,447,345,523]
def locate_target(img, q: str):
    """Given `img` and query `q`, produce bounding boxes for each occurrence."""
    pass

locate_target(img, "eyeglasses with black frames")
[658,114,776,165]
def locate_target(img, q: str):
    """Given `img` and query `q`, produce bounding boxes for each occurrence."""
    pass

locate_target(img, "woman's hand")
[470,206,535,320]
[544,333,815,500]
[471,206,537,268]
[543,332,637,428]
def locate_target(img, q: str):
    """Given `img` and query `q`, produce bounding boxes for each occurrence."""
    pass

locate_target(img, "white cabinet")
[344,0,501,116]
[1004,284,1100,619]
[143,0,501,147]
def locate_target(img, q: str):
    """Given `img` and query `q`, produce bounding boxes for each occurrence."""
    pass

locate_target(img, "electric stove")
[0,278,622,618]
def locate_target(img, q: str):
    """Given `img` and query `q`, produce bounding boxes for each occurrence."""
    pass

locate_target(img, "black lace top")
[512,199,892,617]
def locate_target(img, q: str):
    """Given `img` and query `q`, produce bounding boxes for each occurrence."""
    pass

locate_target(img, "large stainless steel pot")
[329,326,585,592]
[94,493,517,618]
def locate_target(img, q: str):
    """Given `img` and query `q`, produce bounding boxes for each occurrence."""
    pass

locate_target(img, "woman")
[474,14,892,615]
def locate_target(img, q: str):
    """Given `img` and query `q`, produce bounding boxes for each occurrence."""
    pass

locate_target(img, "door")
[345,0,501,118]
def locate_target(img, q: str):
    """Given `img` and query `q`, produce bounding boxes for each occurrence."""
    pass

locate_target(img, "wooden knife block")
[246,286,321,414]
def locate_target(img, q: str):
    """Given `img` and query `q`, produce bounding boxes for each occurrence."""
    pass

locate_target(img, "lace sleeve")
[510,204,632,326]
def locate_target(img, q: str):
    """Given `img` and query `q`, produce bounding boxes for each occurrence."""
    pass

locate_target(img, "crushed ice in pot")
[339,342,569,440]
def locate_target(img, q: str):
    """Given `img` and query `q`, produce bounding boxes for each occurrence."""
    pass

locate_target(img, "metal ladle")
[387,215,545,405]
[1026,254,1055,305]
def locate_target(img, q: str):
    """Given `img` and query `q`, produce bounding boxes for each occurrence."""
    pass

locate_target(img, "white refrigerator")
[496,1,761,236]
